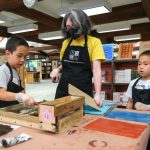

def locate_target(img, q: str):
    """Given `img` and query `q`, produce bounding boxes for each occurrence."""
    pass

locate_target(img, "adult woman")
[51,9,105,106]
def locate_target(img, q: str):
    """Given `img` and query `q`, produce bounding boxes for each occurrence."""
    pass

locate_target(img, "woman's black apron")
[55,36,93,99]
[132,77,150,107]
[0,62,23,108]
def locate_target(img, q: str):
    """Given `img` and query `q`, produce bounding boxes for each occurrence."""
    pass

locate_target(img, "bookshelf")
[101,60,113,100]
[41,60,61,79]
[41,61,52,79]
[100,59,139,100]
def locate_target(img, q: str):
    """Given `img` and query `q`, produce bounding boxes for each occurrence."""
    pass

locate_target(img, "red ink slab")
[84,118,147,138]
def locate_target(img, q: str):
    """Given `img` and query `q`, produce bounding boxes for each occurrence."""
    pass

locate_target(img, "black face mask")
[68,27,80,39]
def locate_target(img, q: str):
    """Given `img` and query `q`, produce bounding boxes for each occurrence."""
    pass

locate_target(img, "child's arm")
[0,88,35,106]
[126,97,133,109]
[135,102,150,111]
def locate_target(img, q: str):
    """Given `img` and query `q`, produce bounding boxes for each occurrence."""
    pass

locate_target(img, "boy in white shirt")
[0,35,35,107]
[126,50,150,110]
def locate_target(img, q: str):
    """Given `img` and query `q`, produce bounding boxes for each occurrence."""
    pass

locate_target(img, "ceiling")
[0,0,149,55]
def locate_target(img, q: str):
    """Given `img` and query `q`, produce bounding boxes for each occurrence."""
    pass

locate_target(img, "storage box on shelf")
[113,59,138,92]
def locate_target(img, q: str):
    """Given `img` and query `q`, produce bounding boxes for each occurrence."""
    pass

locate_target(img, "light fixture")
[27,41,49,47]
[0,15,6,24]
[59,0,111,17]
[38,31,63,40]
[7,23,38,34]
[96,22,131,33]
[114,34,141,42]
[0,37,8,49]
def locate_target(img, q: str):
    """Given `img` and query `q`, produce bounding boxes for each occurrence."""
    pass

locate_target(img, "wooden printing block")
[0,96,84,133]
[39,96,85,132]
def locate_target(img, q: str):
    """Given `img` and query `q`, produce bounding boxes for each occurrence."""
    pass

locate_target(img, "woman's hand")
[94,93,103,106]
[50,68,60,83]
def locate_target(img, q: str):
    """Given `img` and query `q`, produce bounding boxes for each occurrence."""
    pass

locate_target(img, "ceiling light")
[7,23,38,34]
[27,41,49,47]
[59,0,111,17]
[96,23,131,33]
[0,37,8,49]
[0,15,6,24]
[114,34,141,42]
[38,31,63,40]
[0,21,5,24]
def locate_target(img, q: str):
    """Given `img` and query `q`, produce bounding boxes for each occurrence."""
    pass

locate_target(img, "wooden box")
[0,96,84,133]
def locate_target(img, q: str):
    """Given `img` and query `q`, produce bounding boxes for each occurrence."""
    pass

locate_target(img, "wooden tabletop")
[0,113,149,150]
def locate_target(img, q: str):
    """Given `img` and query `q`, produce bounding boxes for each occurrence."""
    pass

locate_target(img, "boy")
[126,50,150,110]
[126,50,150,150]
[0,35,35,108]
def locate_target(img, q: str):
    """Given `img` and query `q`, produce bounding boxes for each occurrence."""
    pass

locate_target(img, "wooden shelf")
[101,58,138,100]
[114,83,129,85]
[102,82,112,85]
[114,59,138,63]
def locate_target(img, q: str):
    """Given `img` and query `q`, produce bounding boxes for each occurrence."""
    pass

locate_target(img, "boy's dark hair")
[139,50,150,57]
[6,35,29,53]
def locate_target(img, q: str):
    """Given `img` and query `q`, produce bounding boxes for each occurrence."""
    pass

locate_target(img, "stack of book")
[101,70,106,82]
[103,44,114,61]
[115,69,132,83]
[118,43,133,59]
[113,92,128,107]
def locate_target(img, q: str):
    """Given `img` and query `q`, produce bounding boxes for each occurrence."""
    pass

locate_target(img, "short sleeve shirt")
[0,64,20,89]
[60,35,105,62]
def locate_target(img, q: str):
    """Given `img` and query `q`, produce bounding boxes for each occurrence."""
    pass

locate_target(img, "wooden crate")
[0,96,84,133]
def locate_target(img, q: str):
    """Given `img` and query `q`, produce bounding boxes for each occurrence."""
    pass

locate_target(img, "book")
[103,44,114,61]
[118,43,133,59]
[113,92,128,107]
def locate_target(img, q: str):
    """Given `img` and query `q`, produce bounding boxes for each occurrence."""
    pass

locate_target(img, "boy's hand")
[23,96,35,106]
[16,93,35,106]
[135,102,150,111]
[94,93,102,106]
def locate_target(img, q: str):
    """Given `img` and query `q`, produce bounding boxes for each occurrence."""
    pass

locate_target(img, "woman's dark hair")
[61,9,93,38]
[6,35,29,53]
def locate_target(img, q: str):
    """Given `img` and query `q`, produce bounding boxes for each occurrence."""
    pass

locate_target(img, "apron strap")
[84,35,88,47]
[132,77,141,88]
[5,62,22,88]
[62,38,73,60]
[6,62,13,83]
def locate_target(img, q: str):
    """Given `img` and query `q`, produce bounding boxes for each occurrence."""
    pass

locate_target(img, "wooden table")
[0,114,149,150]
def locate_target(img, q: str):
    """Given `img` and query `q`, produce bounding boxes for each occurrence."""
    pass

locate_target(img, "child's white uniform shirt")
[126,78,150,100]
